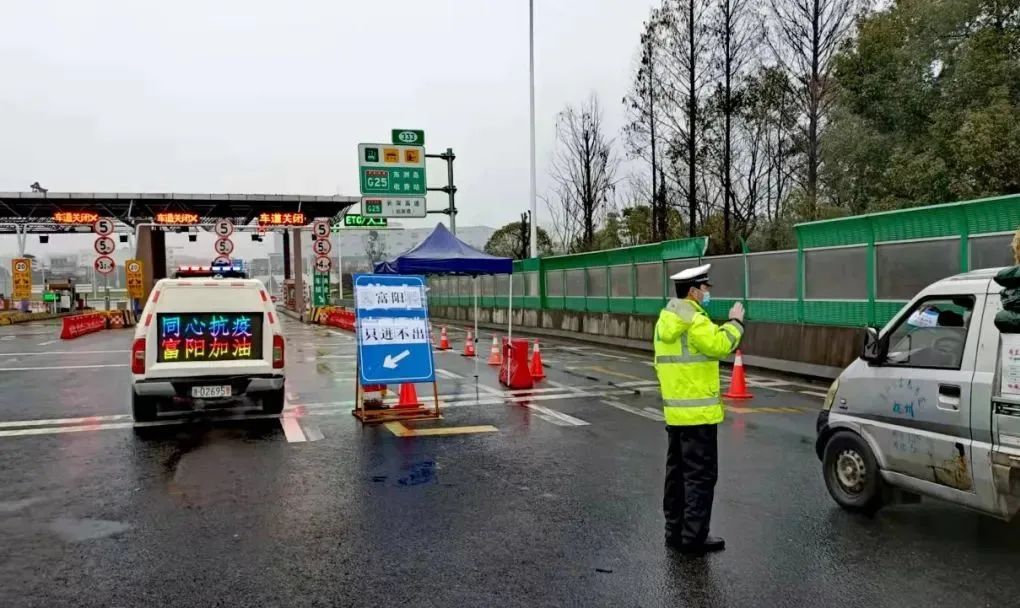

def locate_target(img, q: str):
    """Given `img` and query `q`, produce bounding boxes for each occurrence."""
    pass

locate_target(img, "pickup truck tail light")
[131,338,146,374]
[272,334,285,369]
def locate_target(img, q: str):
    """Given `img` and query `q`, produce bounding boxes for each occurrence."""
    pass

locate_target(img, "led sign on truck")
[156,313,263,363]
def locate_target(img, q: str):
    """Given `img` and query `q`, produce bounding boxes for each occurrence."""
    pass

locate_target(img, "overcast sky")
[0,0,652,258]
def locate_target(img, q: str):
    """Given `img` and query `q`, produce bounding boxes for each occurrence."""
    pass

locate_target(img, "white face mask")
[701,290,711,305]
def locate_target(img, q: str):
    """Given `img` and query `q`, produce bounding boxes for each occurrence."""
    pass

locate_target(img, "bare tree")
[623,10,672,242]
[548,93,620,252]
[766,0,863,219]
[657,0,714,237]
[709,0,757,250]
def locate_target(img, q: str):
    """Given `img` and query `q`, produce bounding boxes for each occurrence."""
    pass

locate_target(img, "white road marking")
[0,350,129,357]
[280,417,307,442]
[436,369,466,380]
[600,399,664,421]
[544,380,584,394]
[801,390,828,399]
[0,363,128,372]
[521,403,589,426]
[36,340,58,347]
[0,384,698,439]
[300,422,324,442]
[0,422,136,437]
[0,414,132,429]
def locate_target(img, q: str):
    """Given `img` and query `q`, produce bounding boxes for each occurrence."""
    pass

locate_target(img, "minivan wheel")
[822,431,884,515]
[262,387,285,415]
[131,393,158,422]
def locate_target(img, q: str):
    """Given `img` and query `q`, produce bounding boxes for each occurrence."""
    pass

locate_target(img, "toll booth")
[284,279,296,310]
[45,279,80,313]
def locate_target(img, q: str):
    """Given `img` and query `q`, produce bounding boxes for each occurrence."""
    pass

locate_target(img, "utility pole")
[426,148,458,234]
[528,0,538,258]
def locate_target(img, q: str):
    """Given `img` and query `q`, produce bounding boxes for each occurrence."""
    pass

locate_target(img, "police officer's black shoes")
[667,536,726,555]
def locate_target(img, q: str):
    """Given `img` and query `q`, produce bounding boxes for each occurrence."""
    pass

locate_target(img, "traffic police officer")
[654,263,744,554]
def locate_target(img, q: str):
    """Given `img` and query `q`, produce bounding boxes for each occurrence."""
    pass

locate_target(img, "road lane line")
[545,379,584,394]
[0,422,136,437]
[599,399,663,421]
[36,340,57,347]
[801,390,828,398]
[384,421,499,437]
[280,417,307,442]
[300,422,325,442]
[522,403,589,426]
[0,363,128,372]
[0,414,133,428]
[436,369,466,380]
[0,350,129,357]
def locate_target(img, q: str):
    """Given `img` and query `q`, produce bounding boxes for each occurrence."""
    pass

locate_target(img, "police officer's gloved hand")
[728,302,745,324]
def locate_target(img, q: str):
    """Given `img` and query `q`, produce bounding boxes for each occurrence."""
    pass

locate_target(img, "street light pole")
[528,0,538,259]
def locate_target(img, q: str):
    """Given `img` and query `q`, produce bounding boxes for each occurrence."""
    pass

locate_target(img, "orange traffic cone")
[396,383,423,408]
[462,330,476,357]
[437,326,451,350]
[487,335,503,366]
[723,350,753,399]
[530,339,546,379]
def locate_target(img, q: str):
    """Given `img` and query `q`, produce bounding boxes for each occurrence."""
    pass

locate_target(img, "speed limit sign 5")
[94,236,116,255]
[312,238,332,255]
[312,220,331,239]
[93,218,115,236]
[214,238,235,255]
[214,219,234,237]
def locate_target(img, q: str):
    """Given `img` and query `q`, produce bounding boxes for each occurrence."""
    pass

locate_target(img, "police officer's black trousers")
[664,424,718,544]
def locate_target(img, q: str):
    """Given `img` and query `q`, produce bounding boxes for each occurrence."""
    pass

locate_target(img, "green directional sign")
[312,272,329,306]
[392,129,425,146]
[42,292,57,302]
[358,143,426,196]
[337,214,389,229]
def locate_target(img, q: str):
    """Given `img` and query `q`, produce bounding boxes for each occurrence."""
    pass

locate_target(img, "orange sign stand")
[352,358,442,424]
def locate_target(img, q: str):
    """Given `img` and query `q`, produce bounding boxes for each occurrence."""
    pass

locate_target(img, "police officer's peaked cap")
[670,263,712,287]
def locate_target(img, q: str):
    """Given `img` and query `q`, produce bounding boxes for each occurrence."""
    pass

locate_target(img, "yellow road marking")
[725,406,808,415]
[384,422,499,437]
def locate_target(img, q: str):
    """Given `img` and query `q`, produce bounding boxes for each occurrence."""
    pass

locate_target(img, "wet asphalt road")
[1,317,1019,607]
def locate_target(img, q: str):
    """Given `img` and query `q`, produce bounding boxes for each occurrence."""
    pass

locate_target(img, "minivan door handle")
[938,384,961,411]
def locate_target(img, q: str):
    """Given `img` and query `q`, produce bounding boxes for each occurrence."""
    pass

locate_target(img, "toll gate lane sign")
[354,274,434,386]
[12,258,31,301]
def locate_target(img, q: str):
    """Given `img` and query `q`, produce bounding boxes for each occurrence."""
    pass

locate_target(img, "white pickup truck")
[817,267,1020,520]
[130,274,286,421]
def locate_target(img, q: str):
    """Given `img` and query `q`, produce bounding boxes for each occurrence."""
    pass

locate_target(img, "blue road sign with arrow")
[354,274,435,385]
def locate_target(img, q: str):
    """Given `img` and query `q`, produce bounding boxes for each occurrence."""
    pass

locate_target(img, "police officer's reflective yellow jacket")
[654,298,743,426]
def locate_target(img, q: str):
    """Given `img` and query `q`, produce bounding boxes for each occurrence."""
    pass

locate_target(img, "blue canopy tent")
[374,223,514,374]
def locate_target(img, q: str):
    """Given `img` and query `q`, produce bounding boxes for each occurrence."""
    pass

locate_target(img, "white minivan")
[817,267,1020,520]
[130,269,286,421]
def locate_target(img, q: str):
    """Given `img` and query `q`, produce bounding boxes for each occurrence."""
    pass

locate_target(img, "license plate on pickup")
[191,385,232,399]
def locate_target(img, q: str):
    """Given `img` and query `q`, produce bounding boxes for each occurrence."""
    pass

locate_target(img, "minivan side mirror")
[861,327,887,364]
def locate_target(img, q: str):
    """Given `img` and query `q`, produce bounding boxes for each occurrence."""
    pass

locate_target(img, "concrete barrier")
[59,313,108,339]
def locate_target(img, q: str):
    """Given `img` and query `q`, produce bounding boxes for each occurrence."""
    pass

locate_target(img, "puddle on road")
[50,517,131,543]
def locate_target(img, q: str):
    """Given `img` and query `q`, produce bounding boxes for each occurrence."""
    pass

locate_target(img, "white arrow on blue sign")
[354,274,435,385]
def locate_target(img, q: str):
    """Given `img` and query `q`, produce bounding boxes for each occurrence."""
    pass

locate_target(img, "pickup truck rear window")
[156,312,264,363]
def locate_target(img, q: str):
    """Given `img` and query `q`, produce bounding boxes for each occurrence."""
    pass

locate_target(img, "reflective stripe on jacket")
[654,298,743,426]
